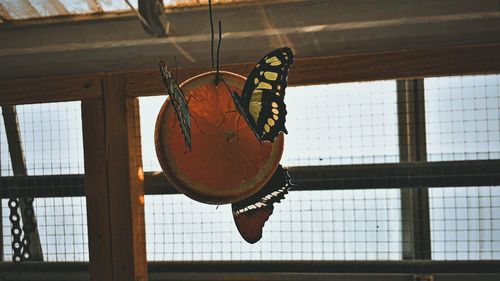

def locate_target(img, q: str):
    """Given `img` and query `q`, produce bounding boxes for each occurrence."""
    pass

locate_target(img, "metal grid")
[145,189,401,261]
[0,102,88,262]
[425,74,500,161]
[429,186,500,260]
[282,81,399,166]
[140,80,399,171]
[140,75,500,261]
[140,80,403,260]
[425,74,500,260]
[0,74,496,263]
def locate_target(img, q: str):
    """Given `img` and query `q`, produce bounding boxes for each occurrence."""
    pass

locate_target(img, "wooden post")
[0,167,2,262]
[82,74,147,281]
[82,96,113,280]
[0,111,2,261]
[397,79,432,260]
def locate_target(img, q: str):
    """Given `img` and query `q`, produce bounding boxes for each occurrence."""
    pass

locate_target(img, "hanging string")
[215,20,222,84]
[209,0,223,84]
[209,0,215,71]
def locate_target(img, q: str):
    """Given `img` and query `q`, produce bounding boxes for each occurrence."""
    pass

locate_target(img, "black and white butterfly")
[232,165,293,244]
[159,61,192,151]
[230,47,294,142]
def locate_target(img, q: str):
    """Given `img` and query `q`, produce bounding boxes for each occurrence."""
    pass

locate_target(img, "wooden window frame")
[1,1,500,280]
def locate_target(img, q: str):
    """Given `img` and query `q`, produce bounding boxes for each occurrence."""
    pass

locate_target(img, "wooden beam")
[147,260,500,274]
[0,75,102,106]
[127,43,500,96]
[397,80,431,260]
[1,0,500,80]
[0,260,499,274]
[82,75,147,281]
[2,160,499,198]
[0,106,3,262]
[286,160,500,191]
[1,42,499,105]
[82,97,113,281]
[0,174,2,262]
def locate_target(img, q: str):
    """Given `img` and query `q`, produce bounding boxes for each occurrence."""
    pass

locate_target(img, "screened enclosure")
[1,1,500,281]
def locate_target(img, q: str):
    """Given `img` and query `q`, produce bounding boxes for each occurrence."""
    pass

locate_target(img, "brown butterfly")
[231,165,293,243]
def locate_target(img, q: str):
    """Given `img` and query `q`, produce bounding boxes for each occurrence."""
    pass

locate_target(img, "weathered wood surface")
[0,75,101,106]
[127,43,500,96]
[1,0,500,80]
[82,75,147,281]
[82,96,113,281]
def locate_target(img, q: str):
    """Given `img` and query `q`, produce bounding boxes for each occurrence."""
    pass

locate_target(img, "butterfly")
[159,61,192,151]
[229,47,294,142]
[232,165,293,243]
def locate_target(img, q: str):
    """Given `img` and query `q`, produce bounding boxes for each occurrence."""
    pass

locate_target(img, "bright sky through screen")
[1,75,499,261]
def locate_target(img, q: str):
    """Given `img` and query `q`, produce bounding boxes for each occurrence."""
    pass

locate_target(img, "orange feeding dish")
[155,71,284,205]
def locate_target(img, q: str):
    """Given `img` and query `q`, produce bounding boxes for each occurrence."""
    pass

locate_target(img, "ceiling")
[0,0,252,22]
[1,0,499,81]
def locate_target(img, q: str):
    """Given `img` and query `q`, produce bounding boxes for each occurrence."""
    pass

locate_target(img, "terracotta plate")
[155,71,284,204]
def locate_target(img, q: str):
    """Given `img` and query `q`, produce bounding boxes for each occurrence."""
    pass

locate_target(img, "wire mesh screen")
[140,80,403,261]
[425,74,500,260]
[425,74,500,161]
[430,186,500,260]
[1,102,88,262]
[140,74,500,261]
[145,189,401,261]
[140,81,399,171]
[282,81,399,166]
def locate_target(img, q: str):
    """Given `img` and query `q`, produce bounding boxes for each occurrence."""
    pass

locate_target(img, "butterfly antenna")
[191,114,206,135]
[216,113,227,129]
[186,95,205,104]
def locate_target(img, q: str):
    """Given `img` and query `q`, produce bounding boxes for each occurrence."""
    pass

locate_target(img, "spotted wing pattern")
[230,47,294,142]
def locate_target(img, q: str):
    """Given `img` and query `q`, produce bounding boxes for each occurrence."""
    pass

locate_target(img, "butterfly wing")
[159,61,192,151]
[232,165,293,243]
[237,47,294,142]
